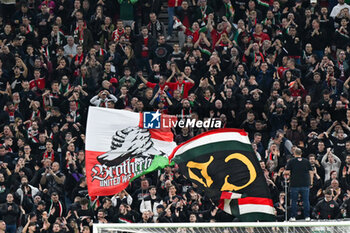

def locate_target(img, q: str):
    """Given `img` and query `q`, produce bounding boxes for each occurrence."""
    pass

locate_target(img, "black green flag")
[169,129,275,221]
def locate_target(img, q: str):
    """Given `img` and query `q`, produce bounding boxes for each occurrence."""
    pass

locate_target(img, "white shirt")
[63,43,78,61]
[330,3,350,18]
[321,153,341,182]
[90,94,118,107]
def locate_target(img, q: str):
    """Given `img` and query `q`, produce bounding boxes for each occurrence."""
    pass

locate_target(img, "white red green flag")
[85,107,176,196]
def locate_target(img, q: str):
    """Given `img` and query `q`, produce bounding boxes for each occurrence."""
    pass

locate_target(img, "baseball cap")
[109,78,118,84]
[310,0,317,3]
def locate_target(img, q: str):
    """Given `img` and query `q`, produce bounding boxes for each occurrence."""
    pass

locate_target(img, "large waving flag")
[85,107,176,196]
[169,128,275,221]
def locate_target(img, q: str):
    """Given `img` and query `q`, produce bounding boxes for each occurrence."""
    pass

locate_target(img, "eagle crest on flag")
[97,127,166,166]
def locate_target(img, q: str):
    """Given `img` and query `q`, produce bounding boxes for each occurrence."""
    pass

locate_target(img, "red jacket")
[166,81,194,98]
[253,32,270,43]
[29,78,46,91]
[289,86,306,98]
[168,0,182,8]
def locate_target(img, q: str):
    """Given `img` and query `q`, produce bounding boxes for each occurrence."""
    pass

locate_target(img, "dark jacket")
[313,199,340,219]
[134,35,156,59]
[0,202,19,225]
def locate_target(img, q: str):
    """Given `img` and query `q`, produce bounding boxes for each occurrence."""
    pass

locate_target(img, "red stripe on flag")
[168,128,248,161]
[218,199,225,210]
[139,112,143,128]
[220,191,235,199]
[149,129,174,142]
[238,197,273,206]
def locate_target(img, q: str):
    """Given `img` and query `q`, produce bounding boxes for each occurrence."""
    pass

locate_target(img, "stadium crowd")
[2,0,350,231]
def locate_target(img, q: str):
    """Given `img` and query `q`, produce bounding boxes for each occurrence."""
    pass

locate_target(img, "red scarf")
[74,53,84,76]
[49,199,63,217]
[123,95,128,107]
[30,110,40,121]
[13,103,19,111]
[30,135,39,143]
[43,150,55,162]
[100,100,106,107]
[254,51,265,62]
[181,107,191,118]
[176,81,185,96]
[5,109,14,118]
[26,24,33,33]
[251,17,257,27]
[338,61,345,78]
[99,48,104,56]
[113,28,125,41]
[75,53,84,64]
[75,26,85,44]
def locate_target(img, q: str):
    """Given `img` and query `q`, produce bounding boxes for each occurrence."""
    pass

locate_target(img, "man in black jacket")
[150,35,173,71]
[313,188,340,219]
[0,193,19,233]
[47,192,66,224]
[134,27,156,75]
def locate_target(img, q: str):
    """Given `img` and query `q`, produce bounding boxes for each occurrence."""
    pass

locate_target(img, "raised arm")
[321,152,328,167]
[22,216,31,233]
[244,43,253,56]
[326,121,338,135]
[201,33,211,47]
[49,169,65,184]
[137,71,148,84]
[149,90,161,105]
[182,72,194,84]
[222,16,232,33]
[166,70,177,82]
[207,13,214,32]
[215,36,223,47]
[90,93,101,105]
[108,93,118,103]
[332,152,341,165]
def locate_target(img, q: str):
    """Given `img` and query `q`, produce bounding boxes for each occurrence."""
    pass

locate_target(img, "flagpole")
[284,176,288,222]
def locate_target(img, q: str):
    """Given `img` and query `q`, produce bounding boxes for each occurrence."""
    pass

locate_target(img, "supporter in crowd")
[3,0,350,229]
[285,148,312,221]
